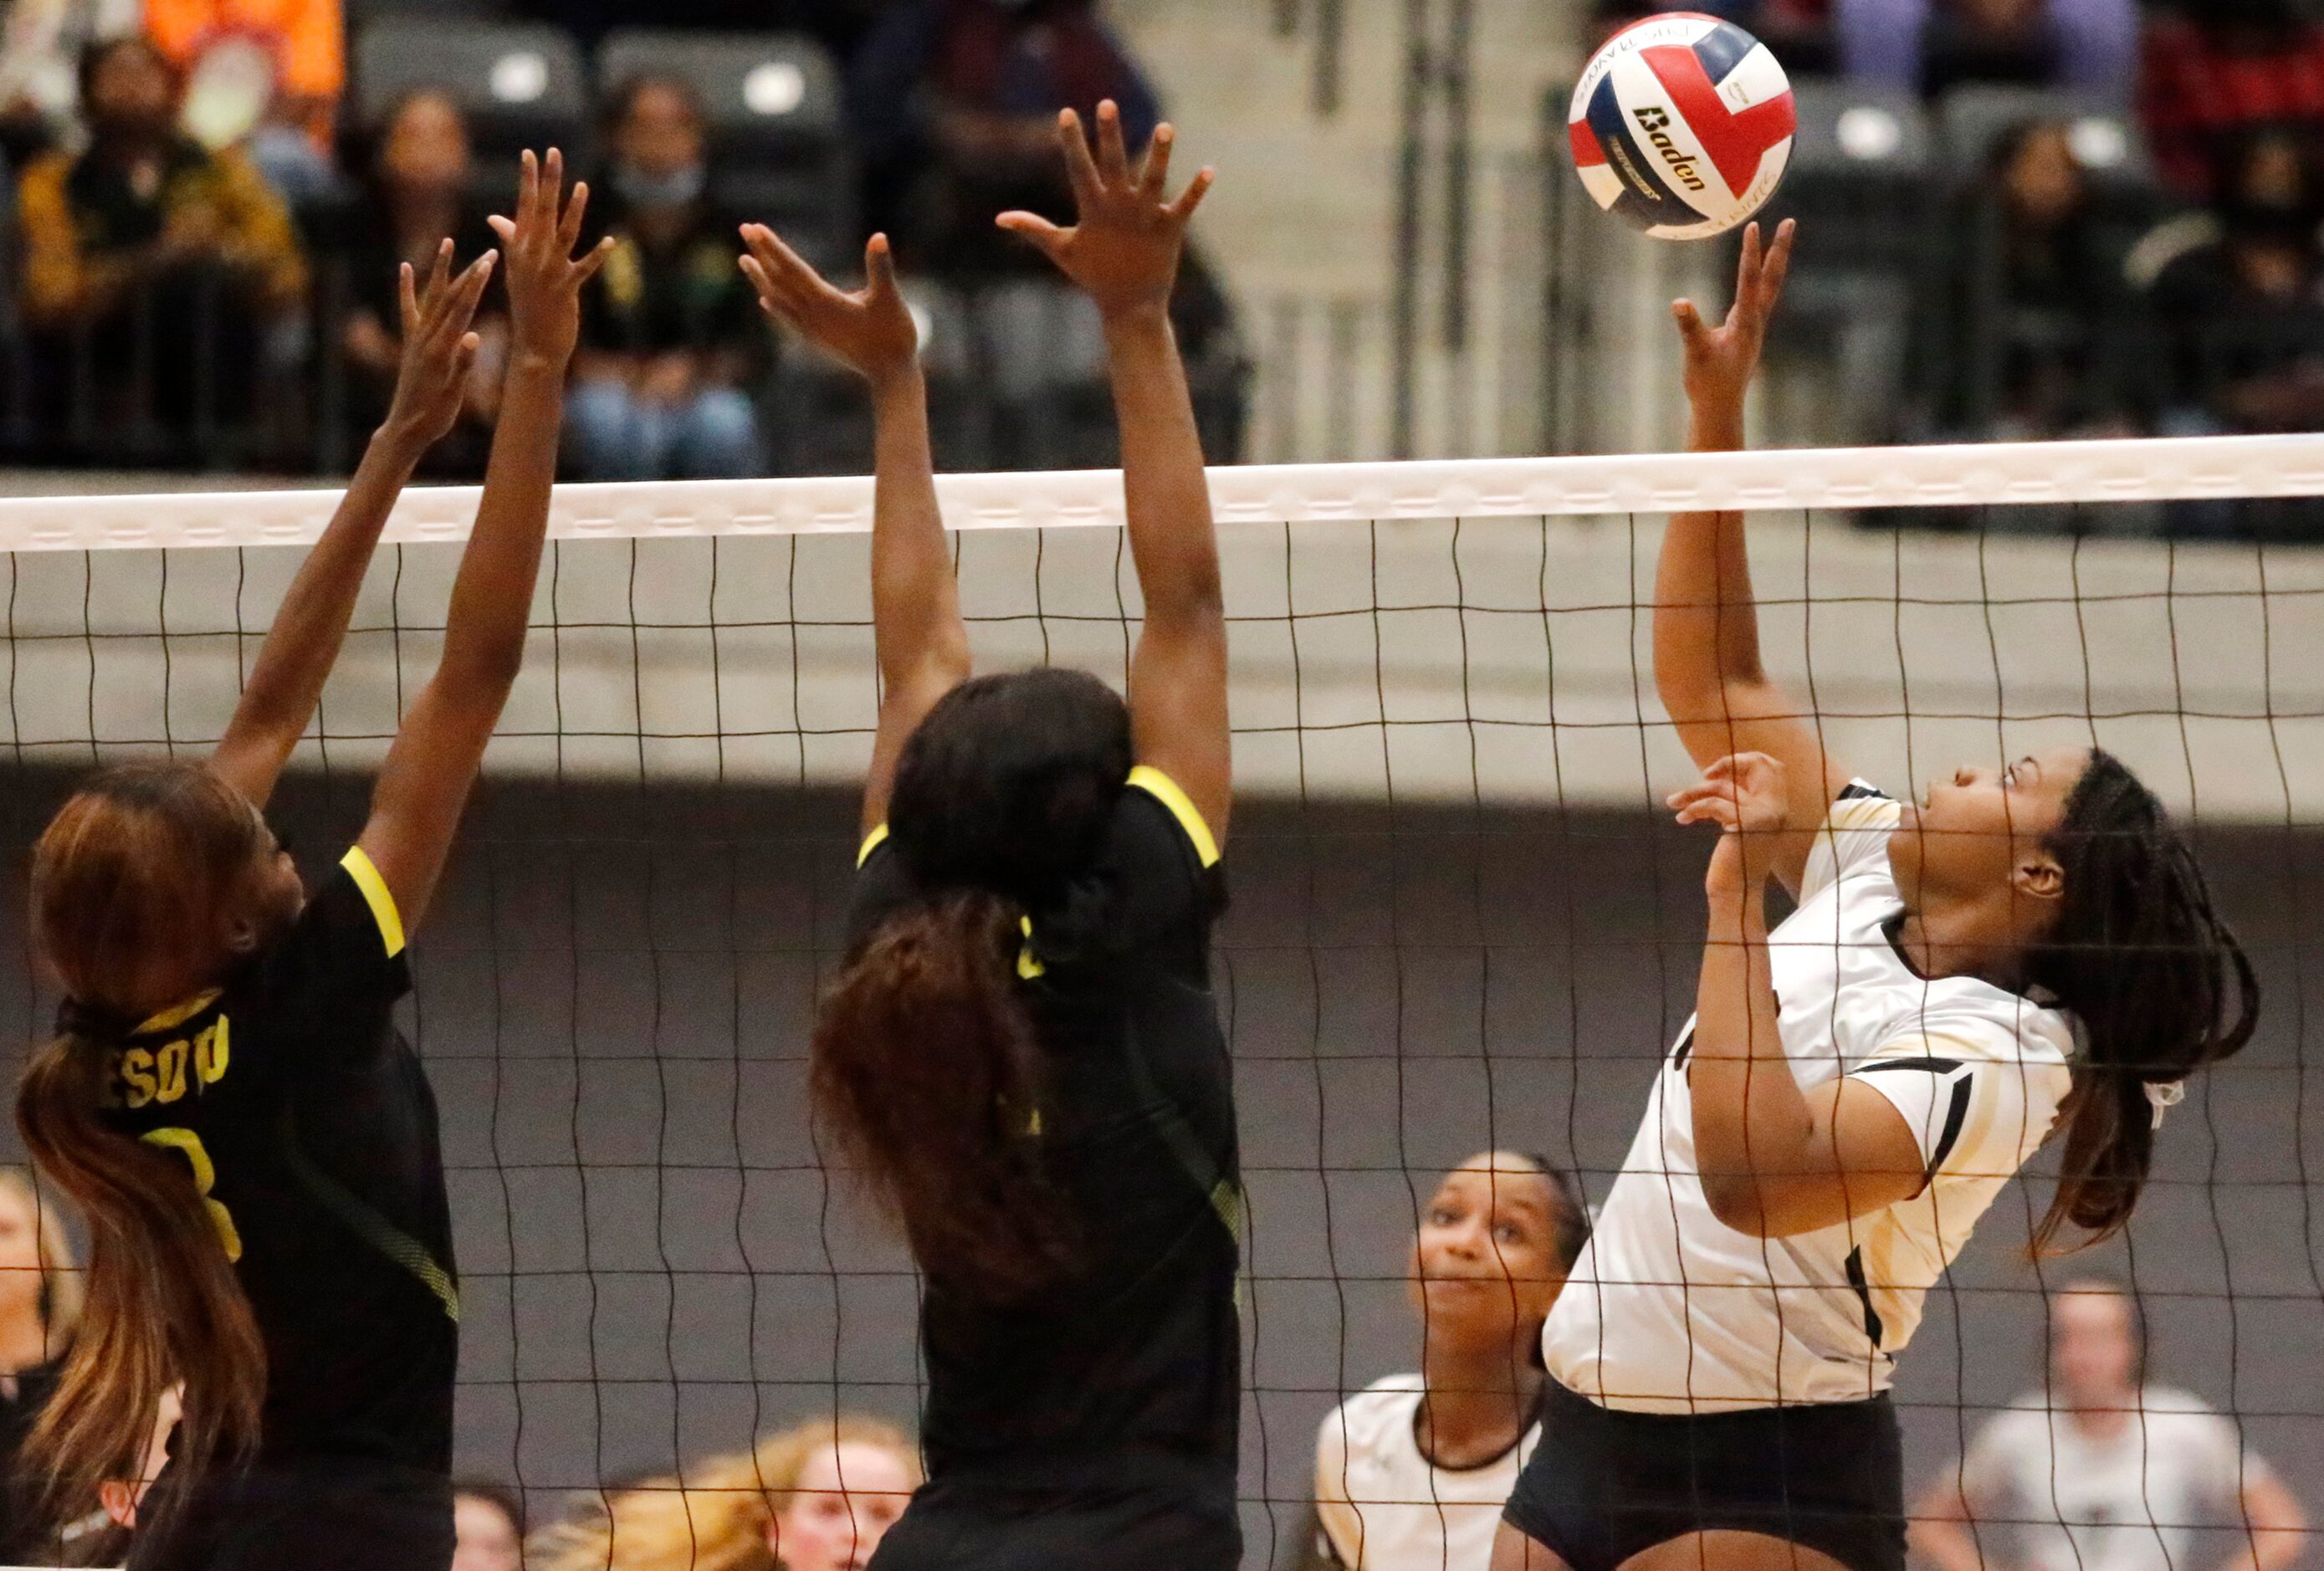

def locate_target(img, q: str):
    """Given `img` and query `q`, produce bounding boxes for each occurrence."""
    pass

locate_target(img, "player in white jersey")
[1913,1279,2305,1571]
[1312,1153,1590,1571]
[1492,221,2260,1571]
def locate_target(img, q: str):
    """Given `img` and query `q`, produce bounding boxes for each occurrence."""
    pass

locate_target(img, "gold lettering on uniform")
[120,1048,157,1110]
[194,1017,230,1086]
[154,1040,189,1105]
[141,1128,241,1262]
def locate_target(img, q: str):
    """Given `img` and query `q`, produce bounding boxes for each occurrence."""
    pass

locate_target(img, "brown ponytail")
[17,1035,264,1533]
[17,761,279,1537]
[811,893,1077,1302]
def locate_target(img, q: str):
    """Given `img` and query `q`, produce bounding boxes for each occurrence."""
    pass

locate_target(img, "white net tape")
[2,434,2323,549]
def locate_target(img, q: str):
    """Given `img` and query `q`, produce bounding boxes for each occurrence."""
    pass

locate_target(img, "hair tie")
[2143,1079,2186,1131]
[54,998,134,1042]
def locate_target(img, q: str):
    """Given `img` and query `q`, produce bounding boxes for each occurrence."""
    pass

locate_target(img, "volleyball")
[1568,13,1796,240]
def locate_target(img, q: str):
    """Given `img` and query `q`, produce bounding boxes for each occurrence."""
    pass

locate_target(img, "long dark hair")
[811,668,1133,1302]
[2026,750,2260,1251]
[17,762,269,1537]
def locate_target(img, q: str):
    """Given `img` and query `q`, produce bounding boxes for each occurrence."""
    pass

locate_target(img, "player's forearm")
[438,356,561,688]
[215,430,424,801]
[1692,901,1819,1226]
[868,364,966,692]
[1103,304,1222,625]
[1656,383,1763,703]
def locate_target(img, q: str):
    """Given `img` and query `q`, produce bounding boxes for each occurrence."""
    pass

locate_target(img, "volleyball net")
[1,435,2320,1568]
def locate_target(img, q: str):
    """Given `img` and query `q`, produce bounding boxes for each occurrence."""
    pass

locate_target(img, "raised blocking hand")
[381,238,498,452]
[739,228,919,387]
[487,148,614,368]
[996,100,1215,321]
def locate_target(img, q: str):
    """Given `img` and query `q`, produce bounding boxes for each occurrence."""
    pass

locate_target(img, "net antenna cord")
[5,434,2324,551]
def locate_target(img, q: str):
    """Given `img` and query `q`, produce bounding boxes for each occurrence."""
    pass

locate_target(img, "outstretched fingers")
[994,209,1069,262]
[1056,108,1103,203]
[1139,123,1175,197]
[1166,166,1216,224]
[1094,99,1133,187]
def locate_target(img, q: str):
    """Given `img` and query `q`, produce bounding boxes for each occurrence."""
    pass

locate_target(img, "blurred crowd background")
[0,0,2321,533]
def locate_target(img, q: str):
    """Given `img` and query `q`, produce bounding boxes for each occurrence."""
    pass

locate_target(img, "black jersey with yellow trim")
[847,766,1241,1490]
[102,847,458,1476]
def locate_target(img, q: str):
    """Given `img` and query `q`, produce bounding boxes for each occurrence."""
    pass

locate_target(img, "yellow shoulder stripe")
[341,847,407,959]
[136,989,221,1036]
[858,823,891,868]
[1128,766,1221,869]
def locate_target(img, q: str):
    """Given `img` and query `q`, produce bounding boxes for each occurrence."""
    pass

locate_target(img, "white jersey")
[1543,786,2076,1413]
[1314,1375,1539,1571]
[1958,1387,2271,1571]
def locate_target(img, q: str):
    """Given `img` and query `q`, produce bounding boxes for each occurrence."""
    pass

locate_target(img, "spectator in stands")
[141,0,341,199]
[1835,0,2137,100]
[16,35,308,462]
[1310,1153,1590,1571]
[850,0,1162,278]
[2142,0,2324,202]
[2151,128,2324,441]
[0,1168,82,1563]
[528,1414,921,1571]
[340,90,505,474]
[0,0,136,163]
[1912,1279,2306,1571]
[1919,120,2141,440]
[453,1480,526,1571]
[569,75,766,481]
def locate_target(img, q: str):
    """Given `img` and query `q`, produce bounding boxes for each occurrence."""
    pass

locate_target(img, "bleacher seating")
[352,18,590,170]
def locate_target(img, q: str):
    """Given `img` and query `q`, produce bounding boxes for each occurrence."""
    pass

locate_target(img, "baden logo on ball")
[1569,12,1796,240]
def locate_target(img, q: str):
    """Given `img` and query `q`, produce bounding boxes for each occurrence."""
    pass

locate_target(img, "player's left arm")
[2221,1459,2306,1571]
[1676,750,1927,1237]
[1000,104,1229,842]
[210,243,497,808]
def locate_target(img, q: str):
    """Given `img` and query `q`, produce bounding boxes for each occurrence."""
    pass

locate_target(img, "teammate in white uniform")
[1492,222,2260,1571]
[1914,1280,2306,1571]
[1313,1153,1589,1571]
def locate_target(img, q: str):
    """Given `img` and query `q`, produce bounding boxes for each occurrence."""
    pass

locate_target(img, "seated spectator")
[528,1415,921,1571]
[16,36,307,463]
[339,90,505,475]
[0,0,136,163]
[141,0,341,199]
[2142,0,2324,202]
[453,1480,525,1571]
[1836,0,2136,100]
[1918,120,2142,439]
[850,0,1162,279]
[0,1168,82,1564]
[1912,1279,2307,1571]
[2151,127,2324,443]
[1310,1153,1589,1571]
[570,76,766,481]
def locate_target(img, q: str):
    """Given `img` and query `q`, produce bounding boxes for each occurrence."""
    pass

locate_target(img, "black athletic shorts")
[1502,1379,1906,1571]
[131,1460,453,1571]
[868,1451,1240,1571]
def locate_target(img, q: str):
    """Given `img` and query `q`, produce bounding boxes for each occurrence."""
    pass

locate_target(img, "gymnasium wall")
[2,768,2315,1568]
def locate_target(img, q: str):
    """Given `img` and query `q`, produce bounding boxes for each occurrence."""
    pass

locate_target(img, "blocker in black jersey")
[103,847,457,1567]
[847,769,1242,1571]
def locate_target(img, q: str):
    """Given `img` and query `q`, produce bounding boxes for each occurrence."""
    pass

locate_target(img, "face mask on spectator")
[612,161,706,210]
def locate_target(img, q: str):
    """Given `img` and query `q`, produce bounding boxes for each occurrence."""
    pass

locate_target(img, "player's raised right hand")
[1671,217,1795,418]
[740,228,919,387]
[487,148,612,369]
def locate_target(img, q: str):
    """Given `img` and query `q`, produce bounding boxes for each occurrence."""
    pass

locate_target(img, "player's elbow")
[1698,1172,1777,1237]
